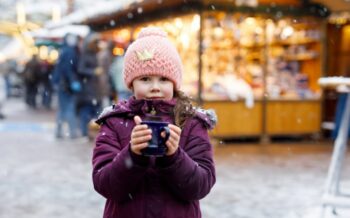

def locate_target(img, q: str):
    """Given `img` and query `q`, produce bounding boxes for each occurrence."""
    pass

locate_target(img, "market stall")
[84,0,329,139]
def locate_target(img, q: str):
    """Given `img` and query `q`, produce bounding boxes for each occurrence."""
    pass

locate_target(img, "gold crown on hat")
[136,49,154,61]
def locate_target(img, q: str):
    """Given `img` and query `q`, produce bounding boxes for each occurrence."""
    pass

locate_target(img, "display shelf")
[239,43,265,48]
[273,38,320,45]
[284,53,319,61]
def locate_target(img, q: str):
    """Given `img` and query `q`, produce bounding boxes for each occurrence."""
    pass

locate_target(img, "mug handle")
[161,126,170,142]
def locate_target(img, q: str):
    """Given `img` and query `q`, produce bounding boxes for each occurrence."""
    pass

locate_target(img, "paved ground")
[1,98,350,218]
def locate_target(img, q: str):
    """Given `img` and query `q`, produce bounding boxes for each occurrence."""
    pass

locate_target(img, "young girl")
[92,27,217,218]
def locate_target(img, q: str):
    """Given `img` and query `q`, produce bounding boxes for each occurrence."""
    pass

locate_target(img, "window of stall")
[201,11,323,102]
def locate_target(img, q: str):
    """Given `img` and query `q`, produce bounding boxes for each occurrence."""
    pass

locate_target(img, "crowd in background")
[0,31,132,139]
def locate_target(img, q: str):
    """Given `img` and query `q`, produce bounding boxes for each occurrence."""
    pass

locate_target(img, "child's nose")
[150,81,160,91]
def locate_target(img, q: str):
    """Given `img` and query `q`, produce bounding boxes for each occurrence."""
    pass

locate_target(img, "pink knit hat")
[123,27,183,90]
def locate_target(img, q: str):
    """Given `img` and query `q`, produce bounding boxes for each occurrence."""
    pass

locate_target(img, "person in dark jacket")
[92,27,217,218]
[39,59,54,109]
[51,33,81,139]
[77,32,101,137]
[23,54,41,108]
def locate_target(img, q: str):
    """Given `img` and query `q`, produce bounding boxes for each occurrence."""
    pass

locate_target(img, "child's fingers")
[168,124,181,135]
[161,131,167,138]
[165,140,177,153]
[132,142,149,151]
[166,137,177,147]
[170,129,180,141]
[161,128,179,141]
[131,142,149,155]
[132,129,152,138]
[133,124,148,131]
[134,116,142,125]
[161,125,180,138]
[131,134,151,145]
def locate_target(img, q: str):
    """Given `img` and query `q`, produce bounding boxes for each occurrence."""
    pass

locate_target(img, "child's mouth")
[147,97,163,100]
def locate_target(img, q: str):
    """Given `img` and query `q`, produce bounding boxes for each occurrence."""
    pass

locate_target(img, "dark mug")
[141,121,170,156]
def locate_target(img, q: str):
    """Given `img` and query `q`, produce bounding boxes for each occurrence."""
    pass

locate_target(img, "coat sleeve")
[77,54,96,76]
[156,118,216,201]
[92,118,149,203]
[64,50,79,84]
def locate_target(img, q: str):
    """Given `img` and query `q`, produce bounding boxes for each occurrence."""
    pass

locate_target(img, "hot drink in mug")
[141,120,170,156]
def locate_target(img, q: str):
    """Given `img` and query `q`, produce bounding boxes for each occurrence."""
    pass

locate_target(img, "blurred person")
[7,60,24,98]
[39,59,54,109]
[51,33,81,139]
[77,33,101,137]
[109,44,132,102]
[23,55,41,108]
[3,59,17,98]
[97,40,114,106]
[92,27,217,218]
[0,73,6,119]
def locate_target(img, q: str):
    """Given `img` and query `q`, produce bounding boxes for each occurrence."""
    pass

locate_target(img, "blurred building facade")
[80,0,331,140]
[2,0,350,140]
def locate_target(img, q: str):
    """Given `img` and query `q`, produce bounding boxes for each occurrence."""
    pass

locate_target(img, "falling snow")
[124,157,133,169]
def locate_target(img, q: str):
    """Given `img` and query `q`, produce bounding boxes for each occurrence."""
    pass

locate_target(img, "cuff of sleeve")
[156,148,181,168]
[128,145,150,167]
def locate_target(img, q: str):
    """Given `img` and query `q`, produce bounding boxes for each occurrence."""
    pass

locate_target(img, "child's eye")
[139,77,150,81]
[160,77,169,82]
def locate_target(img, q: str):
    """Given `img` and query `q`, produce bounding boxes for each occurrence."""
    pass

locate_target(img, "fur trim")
[97,105,114,120]
[195,107,217,130]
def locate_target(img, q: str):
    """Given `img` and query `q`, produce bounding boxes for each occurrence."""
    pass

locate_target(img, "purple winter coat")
[92,97,216,218]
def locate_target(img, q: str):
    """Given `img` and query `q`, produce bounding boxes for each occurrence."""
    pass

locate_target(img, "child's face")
[132,75,174,100]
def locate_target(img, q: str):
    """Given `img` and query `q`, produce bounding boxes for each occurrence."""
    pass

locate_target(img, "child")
[92,27,217,218]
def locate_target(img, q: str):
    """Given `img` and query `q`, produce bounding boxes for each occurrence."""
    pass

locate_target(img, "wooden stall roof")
[84,0,329,31]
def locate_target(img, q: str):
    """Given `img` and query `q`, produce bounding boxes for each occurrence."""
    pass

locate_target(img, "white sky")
[0,0,115,22]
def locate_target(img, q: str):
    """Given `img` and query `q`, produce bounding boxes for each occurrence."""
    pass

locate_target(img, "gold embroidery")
[150,106,156,115]
[136,49,154,61]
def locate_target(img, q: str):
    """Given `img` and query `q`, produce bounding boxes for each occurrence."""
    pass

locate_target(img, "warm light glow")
[49,49,59,61]
[281,26,294,40]
[245,17,256,26]
[39,46,48,60]
[16,3,26,25]
[180,33,190,49]
[113,29,131,41]
[236,0,257,7]
[52,5,61,22]
[342,25,350,50]
[113,47,124,56]
[214,27,224,38]
[0,53,5,63]
[175,18,183,29]
[32,46,39,55]
[191,14,200,32]
[163,22,178,36]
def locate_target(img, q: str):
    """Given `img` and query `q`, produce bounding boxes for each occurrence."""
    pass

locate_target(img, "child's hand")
[130,116,152,155]
[163,124,181,156]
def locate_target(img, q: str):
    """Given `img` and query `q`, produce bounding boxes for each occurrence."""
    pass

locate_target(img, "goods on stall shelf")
[201,12,322,102]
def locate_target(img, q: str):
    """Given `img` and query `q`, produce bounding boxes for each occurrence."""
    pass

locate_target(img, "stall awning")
[79,0,329,31]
